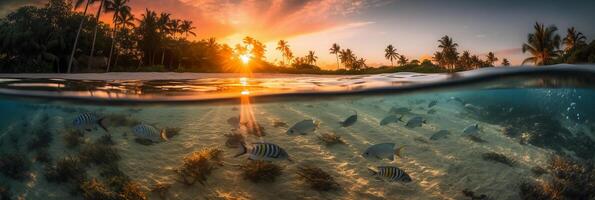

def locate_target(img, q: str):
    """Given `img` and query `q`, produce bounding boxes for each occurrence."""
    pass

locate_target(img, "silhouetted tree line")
[0,1,592,74]
[522,22,595,66]
[0,0,242,73]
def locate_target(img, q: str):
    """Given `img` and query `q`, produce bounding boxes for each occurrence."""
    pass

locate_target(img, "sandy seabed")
[1,93,553,200]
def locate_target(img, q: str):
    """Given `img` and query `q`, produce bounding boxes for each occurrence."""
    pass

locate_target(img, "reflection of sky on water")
[0,66,592,103]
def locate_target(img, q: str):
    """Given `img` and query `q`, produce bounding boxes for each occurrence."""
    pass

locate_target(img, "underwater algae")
[176,147,223,186]
[482,152,517,167]
[0,153,30,180]
[239,160,283,183]
[519,155,595,200]
[296,165,340,191]
[317,132,345,146]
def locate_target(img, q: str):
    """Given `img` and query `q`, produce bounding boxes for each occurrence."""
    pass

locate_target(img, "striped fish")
[368,166,412,182]
[234,142,291,161]
[73,112,108,132]
[132,124,168,142]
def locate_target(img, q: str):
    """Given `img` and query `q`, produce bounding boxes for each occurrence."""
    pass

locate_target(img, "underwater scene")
[1,68,595,200]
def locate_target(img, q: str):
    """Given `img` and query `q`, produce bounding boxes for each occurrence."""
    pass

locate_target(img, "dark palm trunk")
[178,56,182,70]
[67,0,91,73]
[106,22,118,72]
[151,51,157,66]
[169,51,174,69]
[113,52,119,69]
[107,12,121,73]
[56,58,60,73]
[88,0,105,69]
[161,49,165,65]
[335,55,339,70]
[137,55,142,69]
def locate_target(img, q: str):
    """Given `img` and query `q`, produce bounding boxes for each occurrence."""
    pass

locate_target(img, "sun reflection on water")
[239,77,248,86]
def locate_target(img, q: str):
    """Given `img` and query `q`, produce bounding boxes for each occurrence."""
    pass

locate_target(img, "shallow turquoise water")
[0,67,594,200]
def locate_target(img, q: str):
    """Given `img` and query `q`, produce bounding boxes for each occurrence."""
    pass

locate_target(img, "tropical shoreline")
[1,1,593,74]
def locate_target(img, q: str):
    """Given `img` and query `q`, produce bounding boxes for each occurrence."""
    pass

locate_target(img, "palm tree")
[251,40,266,62]
[355,58,367,70]
[242,37,266,61]
[458,51,471,69]
[306,51,318,65]
[433,52,445,67]
[563,27,587,53]
[329,43,341,69]
[88,0,113,69]
[501,58,510,66]
[206,37,217,48]
[67,0,94,73]
[286,51,294,65]
[180,20,196,38]
[111,11,135,69]
[157,13,171,34]
[234,44,247,57]
[156,13,172,65]
[138,9,159,65]
[522,22,561,66]
[397,55,408,66]
[168,19,181,39]
[470,55,482,68]
[384,45,398,66]
[106,0,130,72]
[437,35,459,70]
[339,49,356,70]
[485,52,498,67]
[276,40,291,65]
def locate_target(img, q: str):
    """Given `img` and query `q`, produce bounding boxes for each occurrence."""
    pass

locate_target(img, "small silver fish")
[340,111,358,127]
[463,124,480,135]
[428,100,438,108]
[379,115,402,126]
[235,142,291,161]
[405,116,426,128]
[73,112,108,132]
[287,120,319,135]
[389,107,411,114]
[132,124,168,142]
[430,130,450,140]
[368,166,412,182]
[362,143,404,161]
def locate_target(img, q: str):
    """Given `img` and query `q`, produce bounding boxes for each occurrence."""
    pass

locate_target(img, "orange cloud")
[121,0,387,42]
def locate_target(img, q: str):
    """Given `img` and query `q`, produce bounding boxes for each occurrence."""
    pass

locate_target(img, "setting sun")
[240,54,251,64]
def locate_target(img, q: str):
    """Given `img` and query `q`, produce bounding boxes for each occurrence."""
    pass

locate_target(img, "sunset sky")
[2,0,595,68]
